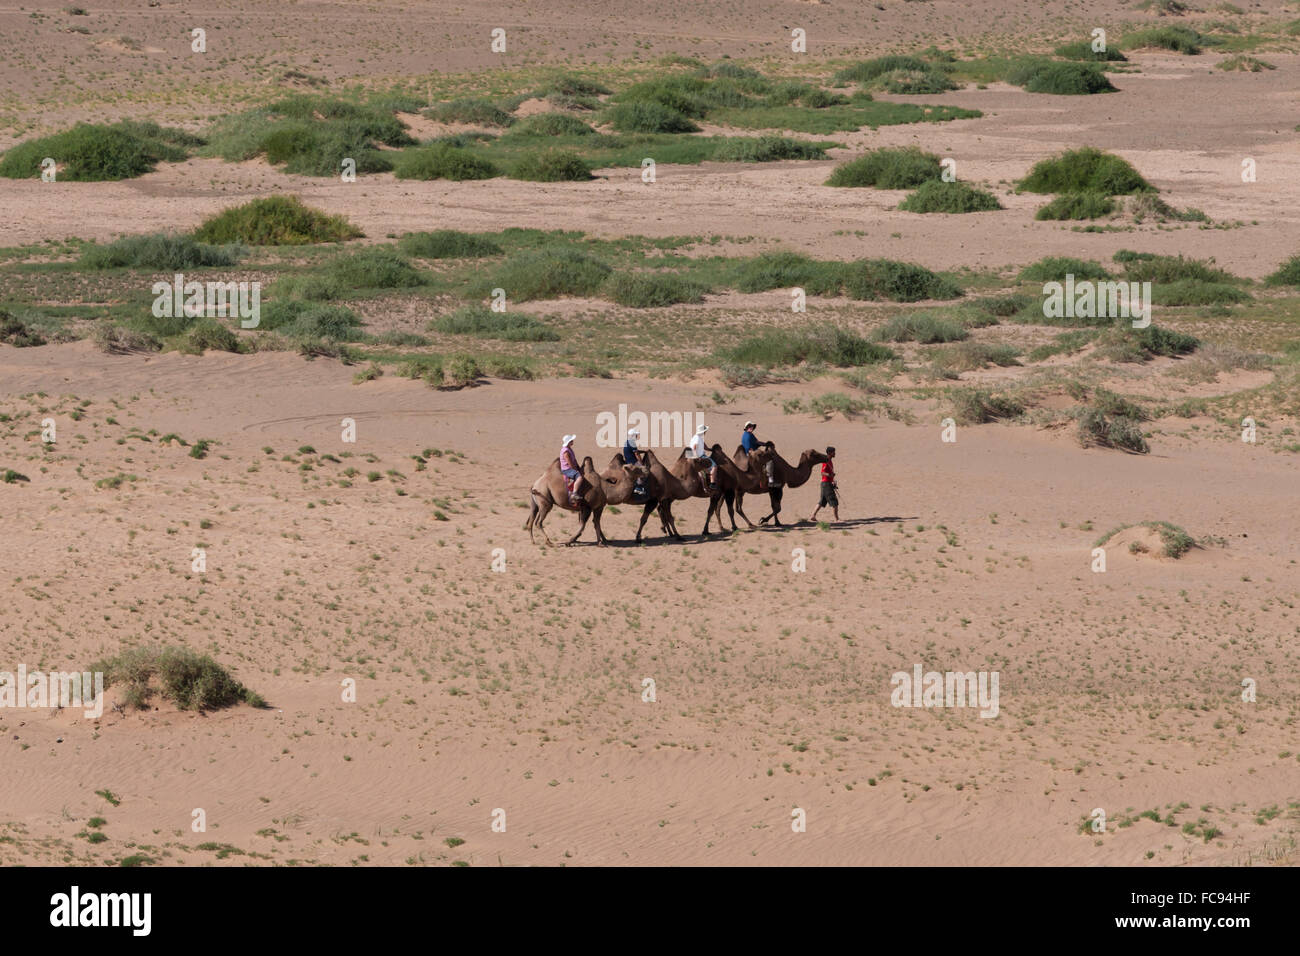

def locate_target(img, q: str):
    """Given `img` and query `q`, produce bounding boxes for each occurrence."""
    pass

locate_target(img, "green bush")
[430,305,559,341]
[730,252,845,295]
[604,101,700,133]
[949,388,1024,424]
[0,310,46,347]
[874,312,969,344]
[185,319,240,353]
[1054,41,1127,61]
[1008,61,1117,95]
[331,247,424,288]
[79,234,243,270]
[260,301,365,341]
[1265,255,1300,286]
[604,272,708,307]
[832,55,932,84]
[480,248,612,301]
[504,113,596,136]
[271,273,345,301]
[444,354,482,388]
[877,69,958,94]
[1121,26,1206,54]
[192,196,362,245]
[91,646,263,711]
[709,136,829,162]
[899,180,1002,213]
[510,149,592,182]
[1117,252,1236,284]
[1077,409,1149,452]
[0,120,199,181]
[825,147,942,188]
[1035,193,1115,220]
[398,230,503,258]
[426,97,514,127]
[723,324,896,367]
[1150,281,1249,306]
[1019,147,1152,195]
[844,259,962,302]
[614,77,710,117]
[393,143,499,180]
[1217,54,1275,72]
[1018,256,1112,282]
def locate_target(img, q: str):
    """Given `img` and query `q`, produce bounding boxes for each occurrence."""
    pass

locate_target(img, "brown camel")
[622,448,705,542]
[669,443,770,536]
[731,446,830,527]
[525,455,645,546]
[712,443,776,531]
[602,453,671,544]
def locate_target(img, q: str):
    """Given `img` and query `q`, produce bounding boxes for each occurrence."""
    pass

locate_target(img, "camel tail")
[524,489,540,530]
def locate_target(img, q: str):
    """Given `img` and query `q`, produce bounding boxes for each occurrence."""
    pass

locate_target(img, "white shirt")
[688,433,708,459]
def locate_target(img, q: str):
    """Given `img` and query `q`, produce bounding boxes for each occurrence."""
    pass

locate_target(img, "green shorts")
[819,482,838,507]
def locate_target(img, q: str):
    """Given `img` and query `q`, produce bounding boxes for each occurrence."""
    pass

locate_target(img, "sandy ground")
[1,2,1298,866]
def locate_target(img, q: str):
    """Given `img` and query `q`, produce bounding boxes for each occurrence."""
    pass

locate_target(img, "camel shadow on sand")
[562,514,915,547]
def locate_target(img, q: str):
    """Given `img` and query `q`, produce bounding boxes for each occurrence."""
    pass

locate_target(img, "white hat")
[696,424,709,434]
[627,429,639,439]
[744,420,757,428]
[562,434,576,446]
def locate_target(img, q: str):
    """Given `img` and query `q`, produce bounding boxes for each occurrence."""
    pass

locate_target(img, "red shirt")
[821,460,835,483]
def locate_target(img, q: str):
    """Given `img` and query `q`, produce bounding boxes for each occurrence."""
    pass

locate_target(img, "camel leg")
[734,489,756,530]
[660,501,682,540]
[702,495,722,536]
[534,496,556,547]
[719,488,737,531]
[593,507,608,547]
[567,502,590,546]
[636,499,658,543]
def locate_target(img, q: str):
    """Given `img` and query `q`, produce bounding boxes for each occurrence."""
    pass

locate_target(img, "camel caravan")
[524,421,837,546]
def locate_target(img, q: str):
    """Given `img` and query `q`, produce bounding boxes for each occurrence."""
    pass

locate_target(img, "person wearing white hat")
[559,434,584,503]
[687,423,717,493]
[740,420,763,454]
[623,428,648,499]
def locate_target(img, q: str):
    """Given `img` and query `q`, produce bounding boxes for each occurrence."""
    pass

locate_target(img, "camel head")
[804,448,831,465]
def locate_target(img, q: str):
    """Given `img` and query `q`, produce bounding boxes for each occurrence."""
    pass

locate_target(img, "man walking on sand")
[807,446,839,523]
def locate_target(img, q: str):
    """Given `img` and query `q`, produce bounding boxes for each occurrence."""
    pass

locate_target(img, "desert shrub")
[1127,193,1208,223]
[185,319,239,353]
[932,341,1022,372]
[92,325,161,354]
[1135,325,1199,355]
[330,247,424,288]
[1054,41,1127,61]
[1008,61,1117,94]
[730,252,845,295]
[878,69,957,94]
[1121,26,1206,54]
[193,196,362,245]
[91,646,263,711]
[844,259,962,302]
[949,388,1024,424]
[426,97,514,127]
[1077,409,1149,452]
[1019,147,1152,195]
[0,120,198,181]
[899,180,1002,213]
[977,294,1032,316]
[1095,324,1199,361]
[832,55,932,84]
[719,363,771,387]
[398,230,503,258]
[271,273,344,301]
[709,136,829,162]
[1150,281,1250,306]
[603,101,700,133]
[1117,252,1237,284]
[1018,256,1112,282]
[799,87,849,108]
[1035,193,1115,220]
[479,248,612,301]
[604,272,708,307]
[430,305,559,341]
[260,301,365,341]
[510,149,592,182]
[1265,255,1300,286]
[874,312,969,344]
[615,77,710,117]
[535,73,611,97]
[0,310,47,347]
[825,147,941,188]
[79,234,243,270]
[443,354,482,388]
[505,113,596,136]
[1217,54,1275,72]
[393,143,499,180]
[723,324,895,367]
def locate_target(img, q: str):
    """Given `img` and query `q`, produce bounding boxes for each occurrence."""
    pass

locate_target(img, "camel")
[668,443,771,536]
[620,447,706,543]
[729,446,830,527]
[525,455,647,546]
[602,453,670,544]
